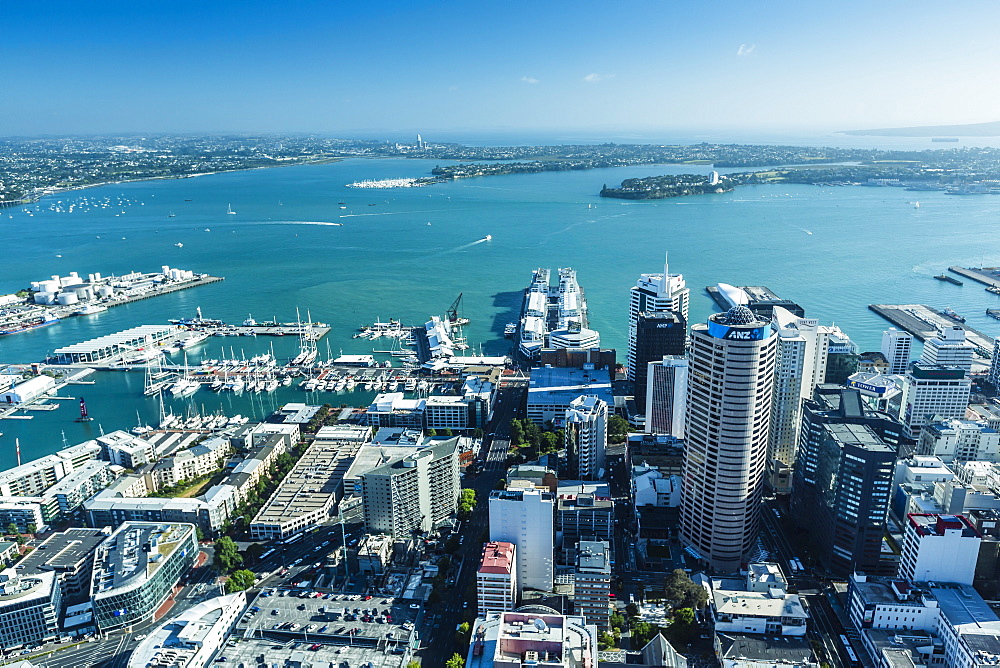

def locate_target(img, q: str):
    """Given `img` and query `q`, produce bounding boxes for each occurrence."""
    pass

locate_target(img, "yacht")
[169,377,201,397]
[227,203,236,215]
[75,303,108,316]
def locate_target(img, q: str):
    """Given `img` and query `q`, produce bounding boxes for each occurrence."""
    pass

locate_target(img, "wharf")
[868,304,996,355]
[104,275,224,306]
[949,266,1000,290]
[204,324,329,339]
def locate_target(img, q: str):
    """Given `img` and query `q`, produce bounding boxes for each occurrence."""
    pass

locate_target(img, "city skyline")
[3,1,1000,136]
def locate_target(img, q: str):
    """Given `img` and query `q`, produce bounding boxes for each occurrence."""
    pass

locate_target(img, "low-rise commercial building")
[466,608,598,668]
[0,499,46,533]
[355,533,393,576]
[98,431,157,469]
[90,522,198,631]
[44,460,120,516]
[478,541,517,617]
[149,438,229,489]
[918,418,1000,463]
[125,592,246,668]
[849,574,1000,668]
[709,563,808,637]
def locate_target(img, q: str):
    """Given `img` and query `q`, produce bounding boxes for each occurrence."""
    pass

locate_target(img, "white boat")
[169,377,201,397]
[227,203,236,215]
[75,303,108,316]
[174,242,184,248]
[180,331,211,349]
[281,376,292,386]
[388,380,399,391]
[264,378,279,392]
[303,379,317,391]
[210,378,224,391]
[404,378,417,392]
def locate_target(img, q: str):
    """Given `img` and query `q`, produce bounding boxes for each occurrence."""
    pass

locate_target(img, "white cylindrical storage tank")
[57,292,79,306]
[183,270,194,280]
[69,271,79,279]
[40,280,59,293]
[34,292,56,305]
[93,272,101,281]
[30,282,40,291]
[74,286,94,300]
[87,274,95,283]
[50,275,60,282]
[59,276,75,287]
[97,286,114,298]
[161,265,170,275]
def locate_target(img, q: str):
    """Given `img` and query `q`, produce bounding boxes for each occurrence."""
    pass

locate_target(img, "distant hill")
[842,120,1000,137]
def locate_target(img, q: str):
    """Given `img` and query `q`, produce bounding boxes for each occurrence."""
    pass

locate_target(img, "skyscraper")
[990,338,1000,389]
[881,328,913,375]
[627,253,689,382]
[633,311,686,411]
[564,395,608,480]
[791,388,900,576]
[645,355,688,437]
[681,305,777,572]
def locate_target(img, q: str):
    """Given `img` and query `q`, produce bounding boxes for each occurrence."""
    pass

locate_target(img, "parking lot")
[217,637,411,668]
[238,588,420,646]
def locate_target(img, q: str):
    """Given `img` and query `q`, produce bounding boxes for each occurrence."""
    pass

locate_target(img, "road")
[418,385,523,666]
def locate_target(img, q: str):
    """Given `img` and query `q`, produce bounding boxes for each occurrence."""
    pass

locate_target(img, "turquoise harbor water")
[2,156,1000,468]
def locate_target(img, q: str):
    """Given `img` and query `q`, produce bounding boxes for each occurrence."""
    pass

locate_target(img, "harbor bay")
[2,155,1000,469]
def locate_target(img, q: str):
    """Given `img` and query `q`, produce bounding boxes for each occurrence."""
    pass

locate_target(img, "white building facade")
[627,253,689,382]
[489,487,555,592]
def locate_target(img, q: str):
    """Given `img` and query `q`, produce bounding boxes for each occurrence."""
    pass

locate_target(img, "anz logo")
[723,327,765,341]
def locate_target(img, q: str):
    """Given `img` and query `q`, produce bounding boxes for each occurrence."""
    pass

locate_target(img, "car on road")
[409,604,421,609]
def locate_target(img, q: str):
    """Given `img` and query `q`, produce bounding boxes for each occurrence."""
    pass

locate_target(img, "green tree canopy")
[608,415,630,443]
[631,621,659,647]
[663,569,708,609]
[25,523,37,535]
[226,569,256,593]
[6,522,18,536]
[214,536,243,573]
[244,542,267,564]
[445,654,465,668]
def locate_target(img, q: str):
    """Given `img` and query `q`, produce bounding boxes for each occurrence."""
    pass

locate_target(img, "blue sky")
[3,1,999,136]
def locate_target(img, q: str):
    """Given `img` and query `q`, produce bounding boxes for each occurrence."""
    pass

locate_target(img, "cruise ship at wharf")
[517,267,599,360]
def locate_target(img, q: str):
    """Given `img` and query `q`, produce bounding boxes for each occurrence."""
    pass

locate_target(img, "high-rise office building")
[882,328,913,375]
[681,305,777,572]
[574,540,612,631]
[767,307,837,492]
[633,311,685,410]
[791,388,899,576]
[823,330,859,384]
[645,355,688,437]
[564,395,608,480]
[920,325,975,371]
[899,363,972,439]
[488,487,555,592]
[627,253,690,382]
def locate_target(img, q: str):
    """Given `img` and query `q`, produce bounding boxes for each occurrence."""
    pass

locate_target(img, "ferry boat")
[0,313,61,336]
[942,307,967,323]
[517,267,589,360]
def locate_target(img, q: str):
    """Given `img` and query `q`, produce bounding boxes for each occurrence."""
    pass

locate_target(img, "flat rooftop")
[251,434,366,528]
[92,523,193,594]
[527,367,613,404]
[219,637,409,668]
[17,528,107,574]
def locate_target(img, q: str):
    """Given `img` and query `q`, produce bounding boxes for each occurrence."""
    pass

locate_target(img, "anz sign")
[708,321,768,341]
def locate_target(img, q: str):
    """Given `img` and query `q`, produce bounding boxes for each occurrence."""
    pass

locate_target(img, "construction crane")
[446,293,469,325]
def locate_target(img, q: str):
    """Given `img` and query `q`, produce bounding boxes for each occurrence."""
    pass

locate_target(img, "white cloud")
[583,73,614,83]
[737,43,756,57]
[521,76,539,84]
